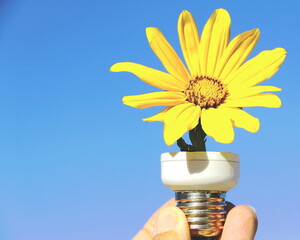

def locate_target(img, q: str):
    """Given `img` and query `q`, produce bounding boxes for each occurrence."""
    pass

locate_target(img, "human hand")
[132,199,257,240]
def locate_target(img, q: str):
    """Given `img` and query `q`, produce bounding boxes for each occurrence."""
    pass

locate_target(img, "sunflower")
[110,9,286,146]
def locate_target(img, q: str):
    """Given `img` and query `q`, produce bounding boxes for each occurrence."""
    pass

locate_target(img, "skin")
[133,199,258,240]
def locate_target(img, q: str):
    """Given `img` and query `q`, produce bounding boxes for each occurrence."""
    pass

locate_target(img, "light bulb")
[161,152,239,238]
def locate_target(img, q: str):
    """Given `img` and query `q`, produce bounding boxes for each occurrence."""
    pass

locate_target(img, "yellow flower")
[110,9,287,146]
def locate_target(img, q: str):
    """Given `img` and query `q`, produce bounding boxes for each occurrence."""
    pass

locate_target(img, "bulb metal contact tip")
[175,191,227,238]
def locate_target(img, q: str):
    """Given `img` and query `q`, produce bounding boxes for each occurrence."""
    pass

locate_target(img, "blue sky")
[0,0,298,239]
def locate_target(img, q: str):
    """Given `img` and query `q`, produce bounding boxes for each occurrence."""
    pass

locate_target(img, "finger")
[220,205,258,240]
[143,199,177,237]
[132,199,176,240]
[153,207,190,240]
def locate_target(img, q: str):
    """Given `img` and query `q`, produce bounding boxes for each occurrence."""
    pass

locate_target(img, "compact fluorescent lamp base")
[161,152,240,238]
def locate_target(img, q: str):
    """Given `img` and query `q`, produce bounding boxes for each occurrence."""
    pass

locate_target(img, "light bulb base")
[175,191,226,238]
[161,152,239,238]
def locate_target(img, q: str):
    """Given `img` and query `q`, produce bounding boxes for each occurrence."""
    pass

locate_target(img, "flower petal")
[178,10,201,77]
[164,103,201,145]
[216,28,260,82]
[227,48,287,90]
[229,85,281,98]
[224,93,281,108]
[199,9,231,78]
[143,107,171,122]
[227,107,260,133]
[146,27,190,83]
[123,91,186,109]
[201,107,234,143]
[110,62,187,91]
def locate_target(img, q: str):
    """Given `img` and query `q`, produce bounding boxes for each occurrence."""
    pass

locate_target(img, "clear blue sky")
[0,0,298,239]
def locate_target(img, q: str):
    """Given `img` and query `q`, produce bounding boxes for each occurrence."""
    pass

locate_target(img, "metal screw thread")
[175,191,226,238]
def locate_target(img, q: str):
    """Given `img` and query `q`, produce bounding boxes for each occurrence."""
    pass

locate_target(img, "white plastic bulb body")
[161,152,240,238]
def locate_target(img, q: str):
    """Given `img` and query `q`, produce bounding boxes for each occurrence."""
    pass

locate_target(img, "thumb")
[152,206,191,240]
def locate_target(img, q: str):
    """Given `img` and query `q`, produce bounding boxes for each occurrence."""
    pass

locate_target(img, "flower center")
[185,77,228,109]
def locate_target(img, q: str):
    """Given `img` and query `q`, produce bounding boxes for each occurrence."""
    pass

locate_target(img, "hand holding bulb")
[132,199,258,240]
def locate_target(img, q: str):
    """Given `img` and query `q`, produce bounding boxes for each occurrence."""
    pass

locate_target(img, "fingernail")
[246,205,257,215]
[153,207,178,236]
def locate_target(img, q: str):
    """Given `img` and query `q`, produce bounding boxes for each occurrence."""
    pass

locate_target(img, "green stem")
[177,137,195,152]
[177,120,207,152]
[189,120,206,151]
